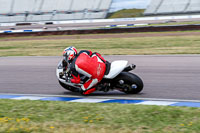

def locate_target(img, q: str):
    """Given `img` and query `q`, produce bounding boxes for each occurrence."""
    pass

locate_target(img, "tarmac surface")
[0,55,200,100]
[2,31,200,41]
[1,18,200,31]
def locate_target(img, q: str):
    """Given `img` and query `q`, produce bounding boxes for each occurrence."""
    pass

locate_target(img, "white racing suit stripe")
[75,64,92,78]
[81,78,98,91]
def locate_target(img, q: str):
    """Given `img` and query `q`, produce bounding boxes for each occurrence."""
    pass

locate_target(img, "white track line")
[11,96,47,100]
[70,98,111,103]
[136,101,178,106]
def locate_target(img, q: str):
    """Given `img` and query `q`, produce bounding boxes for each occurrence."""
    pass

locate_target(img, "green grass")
[1,33,200,56]
[149,21,200,26]
[107,9,145,18]
[0,99,200,133]
[107,8,200,27]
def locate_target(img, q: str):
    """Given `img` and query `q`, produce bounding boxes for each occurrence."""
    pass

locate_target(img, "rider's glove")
[70,74,80,84]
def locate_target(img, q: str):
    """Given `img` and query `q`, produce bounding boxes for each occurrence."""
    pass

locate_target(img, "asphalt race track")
[1,18,200,31]
[0,55,200,100]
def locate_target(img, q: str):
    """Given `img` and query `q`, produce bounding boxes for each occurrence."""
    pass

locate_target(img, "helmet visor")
[63,55,68,62]
[63,51,74,63]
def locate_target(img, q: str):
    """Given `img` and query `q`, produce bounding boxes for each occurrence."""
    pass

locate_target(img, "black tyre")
[58,80,79,92]
[113,72,143,94]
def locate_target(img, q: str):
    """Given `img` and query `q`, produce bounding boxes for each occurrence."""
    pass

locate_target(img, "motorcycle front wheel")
[113,72,143,94]
[58,80,79,92]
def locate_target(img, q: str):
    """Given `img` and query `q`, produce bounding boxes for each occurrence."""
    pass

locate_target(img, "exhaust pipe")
[123,64,136,72]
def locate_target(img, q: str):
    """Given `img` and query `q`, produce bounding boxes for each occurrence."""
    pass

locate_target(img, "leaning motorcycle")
[56,60,143,94]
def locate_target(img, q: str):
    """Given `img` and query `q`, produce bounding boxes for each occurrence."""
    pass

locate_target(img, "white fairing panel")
[104,60,128,79]
[56,68,63,79]
[56,60,63,79]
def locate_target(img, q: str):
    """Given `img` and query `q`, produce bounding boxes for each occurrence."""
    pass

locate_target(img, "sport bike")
[56,60,143,94]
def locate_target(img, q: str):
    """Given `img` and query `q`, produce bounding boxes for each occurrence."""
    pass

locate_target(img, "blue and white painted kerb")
[0,29,43,33]
[1,94,200,108]
[105,23,148,28]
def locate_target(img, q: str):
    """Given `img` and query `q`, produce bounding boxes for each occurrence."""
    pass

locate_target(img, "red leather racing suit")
[69,50,107,95]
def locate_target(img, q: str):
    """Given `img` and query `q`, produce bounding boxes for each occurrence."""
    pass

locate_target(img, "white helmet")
[63,46,77,62]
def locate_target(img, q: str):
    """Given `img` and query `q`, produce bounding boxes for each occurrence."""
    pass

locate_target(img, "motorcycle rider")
[62,46,107,95]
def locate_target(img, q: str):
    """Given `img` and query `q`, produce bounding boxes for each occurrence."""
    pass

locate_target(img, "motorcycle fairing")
[104,60,128,79]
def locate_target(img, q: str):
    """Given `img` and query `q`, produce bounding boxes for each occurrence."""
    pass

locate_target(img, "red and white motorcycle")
[56,60,143,94]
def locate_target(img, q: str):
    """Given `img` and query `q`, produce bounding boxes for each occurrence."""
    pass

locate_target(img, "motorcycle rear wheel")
[114,72,143,94]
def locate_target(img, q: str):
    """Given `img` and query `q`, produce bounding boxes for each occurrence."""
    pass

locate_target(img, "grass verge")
[107,9,144,19]
[0,99,200,133]
[1,34,200,56]
[149,21,200,26]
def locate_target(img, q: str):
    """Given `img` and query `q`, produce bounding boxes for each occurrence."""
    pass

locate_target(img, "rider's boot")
[81,88,96,95]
